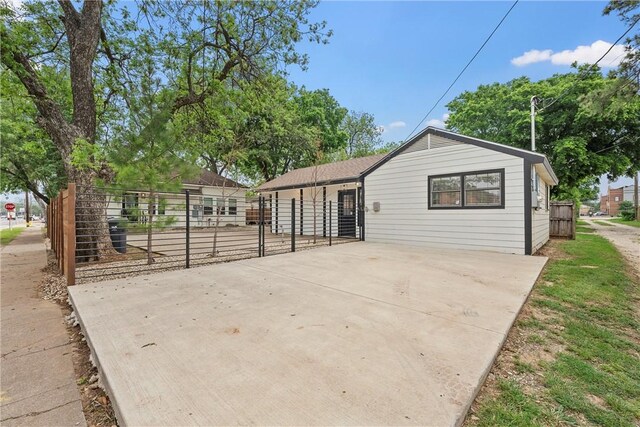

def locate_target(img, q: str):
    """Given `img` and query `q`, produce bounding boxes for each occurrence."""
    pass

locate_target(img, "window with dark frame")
[429,169,504,209]
[430,176,461,207]
[228,198,237,215]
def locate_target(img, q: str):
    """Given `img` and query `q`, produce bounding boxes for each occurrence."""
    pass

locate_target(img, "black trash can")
[108,218,127,254]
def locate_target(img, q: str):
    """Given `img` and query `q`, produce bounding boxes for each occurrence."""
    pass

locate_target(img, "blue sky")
[286,1,635,194]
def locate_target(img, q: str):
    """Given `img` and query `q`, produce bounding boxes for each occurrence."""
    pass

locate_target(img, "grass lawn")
[576,220,595,233]
[0,227,25,245]
[593,220,614,227]
[607,218,640,228]
[465,233,640,426]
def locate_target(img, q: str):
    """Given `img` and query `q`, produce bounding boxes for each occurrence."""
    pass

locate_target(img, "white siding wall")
[365,144,526,254]
[531,170,550,253]
[265,182,359,237]
[104,186,247,228]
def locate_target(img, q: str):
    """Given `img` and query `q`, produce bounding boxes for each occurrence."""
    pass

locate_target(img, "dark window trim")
[427,168,506,210]
[524,160,532,255]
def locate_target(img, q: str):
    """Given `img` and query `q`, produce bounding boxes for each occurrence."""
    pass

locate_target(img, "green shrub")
[618,201,635,220]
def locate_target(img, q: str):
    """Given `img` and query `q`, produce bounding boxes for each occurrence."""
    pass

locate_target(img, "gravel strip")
[75,239,356,284]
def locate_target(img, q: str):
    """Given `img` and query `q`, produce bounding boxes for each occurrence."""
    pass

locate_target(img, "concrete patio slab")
[69,242,546,426]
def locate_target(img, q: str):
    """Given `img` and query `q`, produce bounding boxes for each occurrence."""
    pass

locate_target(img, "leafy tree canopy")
[446,67,640,201]
[0,67,67,202]
[604,0,640,81]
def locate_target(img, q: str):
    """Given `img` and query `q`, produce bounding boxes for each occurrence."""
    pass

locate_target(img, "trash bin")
[108,218,127,254]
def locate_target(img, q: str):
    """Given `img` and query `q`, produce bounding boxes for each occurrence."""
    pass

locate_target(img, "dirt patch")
[39,252,118,427]
[535,239,572,260]
[585,219,640,279]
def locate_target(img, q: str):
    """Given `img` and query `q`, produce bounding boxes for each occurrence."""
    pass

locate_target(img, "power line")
[540,17,639,112]
[403,0,519,141]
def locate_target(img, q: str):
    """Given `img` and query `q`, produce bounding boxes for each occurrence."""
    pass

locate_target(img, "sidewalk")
[1,227,85,426]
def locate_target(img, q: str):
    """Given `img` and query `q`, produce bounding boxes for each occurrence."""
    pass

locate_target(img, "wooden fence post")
[58,193,64,272]
[64,183,76,285]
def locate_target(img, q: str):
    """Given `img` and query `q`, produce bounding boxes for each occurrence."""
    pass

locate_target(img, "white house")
[106,169,247,228]
[256,155,385,238]
[257,127,558,255]
[362,127,558,255]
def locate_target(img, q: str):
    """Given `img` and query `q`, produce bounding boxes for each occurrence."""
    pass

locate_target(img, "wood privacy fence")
[46,183,76,285]
[549,200,575,239]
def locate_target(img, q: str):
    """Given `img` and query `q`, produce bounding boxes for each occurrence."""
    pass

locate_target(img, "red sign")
[4,203,16,211]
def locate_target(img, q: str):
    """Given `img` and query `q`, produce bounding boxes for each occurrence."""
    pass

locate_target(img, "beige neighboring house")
[106,169,247,228]
[257,154,385,238]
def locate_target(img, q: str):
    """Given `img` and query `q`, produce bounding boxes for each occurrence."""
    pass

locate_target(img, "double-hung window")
[228,198,237,215]
[203,197,214,215]
[429,169,504,209]
[216,198,225,215]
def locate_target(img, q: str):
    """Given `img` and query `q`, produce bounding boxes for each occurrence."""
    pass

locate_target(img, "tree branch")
[0,166,50,204]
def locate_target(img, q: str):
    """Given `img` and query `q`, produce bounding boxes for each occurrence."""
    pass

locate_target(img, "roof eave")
[362,126,552,177]
[256,176,360,192]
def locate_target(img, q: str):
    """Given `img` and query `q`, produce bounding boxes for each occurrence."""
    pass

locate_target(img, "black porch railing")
[72,186,361,284]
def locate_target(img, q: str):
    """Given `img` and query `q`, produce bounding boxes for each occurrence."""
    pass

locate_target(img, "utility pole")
[25,190,30,227]
[530,96,540,152]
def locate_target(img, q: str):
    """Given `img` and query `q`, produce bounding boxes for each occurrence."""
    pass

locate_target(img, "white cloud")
[379,121,406,133]
[511,41,628,68]
[388,121,406,129]
[551,40,627,66]
[511,49,552,66]
[426,119,445,127]
[426,113,449,129]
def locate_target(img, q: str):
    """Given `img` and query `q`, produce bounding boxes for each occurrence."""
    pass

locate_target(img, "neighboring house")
[622,184,634,204]
[258,127,558,255]
[600,184,636,216]
[599,195,609,214]
[600,186,625,216]
[256,154,385,238]
[106,169,247,228]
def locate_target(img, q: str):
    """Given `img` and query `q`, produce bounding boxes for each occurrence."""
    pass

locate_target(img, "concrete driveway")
[69,242,546,426]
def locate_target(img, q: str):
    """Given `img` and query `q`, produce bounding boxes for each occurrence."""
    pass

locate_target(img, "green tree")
[446,68,640,201]
[232,76,320,182]
[0,70,67,203]
[296,87,348,157]
[1,0,329,258]
[604,0,640,81]
[340,111,384,158]
[106,59,198,264]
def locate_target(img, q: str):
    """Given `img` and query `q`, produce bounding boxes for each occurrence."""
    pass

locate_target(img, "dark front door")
[338,189,356,237]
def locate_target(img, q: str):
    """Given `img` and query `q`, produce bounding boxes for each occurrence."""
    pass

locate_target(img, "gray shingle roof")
[257,154,386,191]
[182,169,245,188]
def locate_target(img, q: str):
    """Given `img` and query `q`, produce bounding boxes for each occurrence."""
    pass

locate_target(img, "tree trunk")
[75,172,118,262]
[2,1,116,262]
